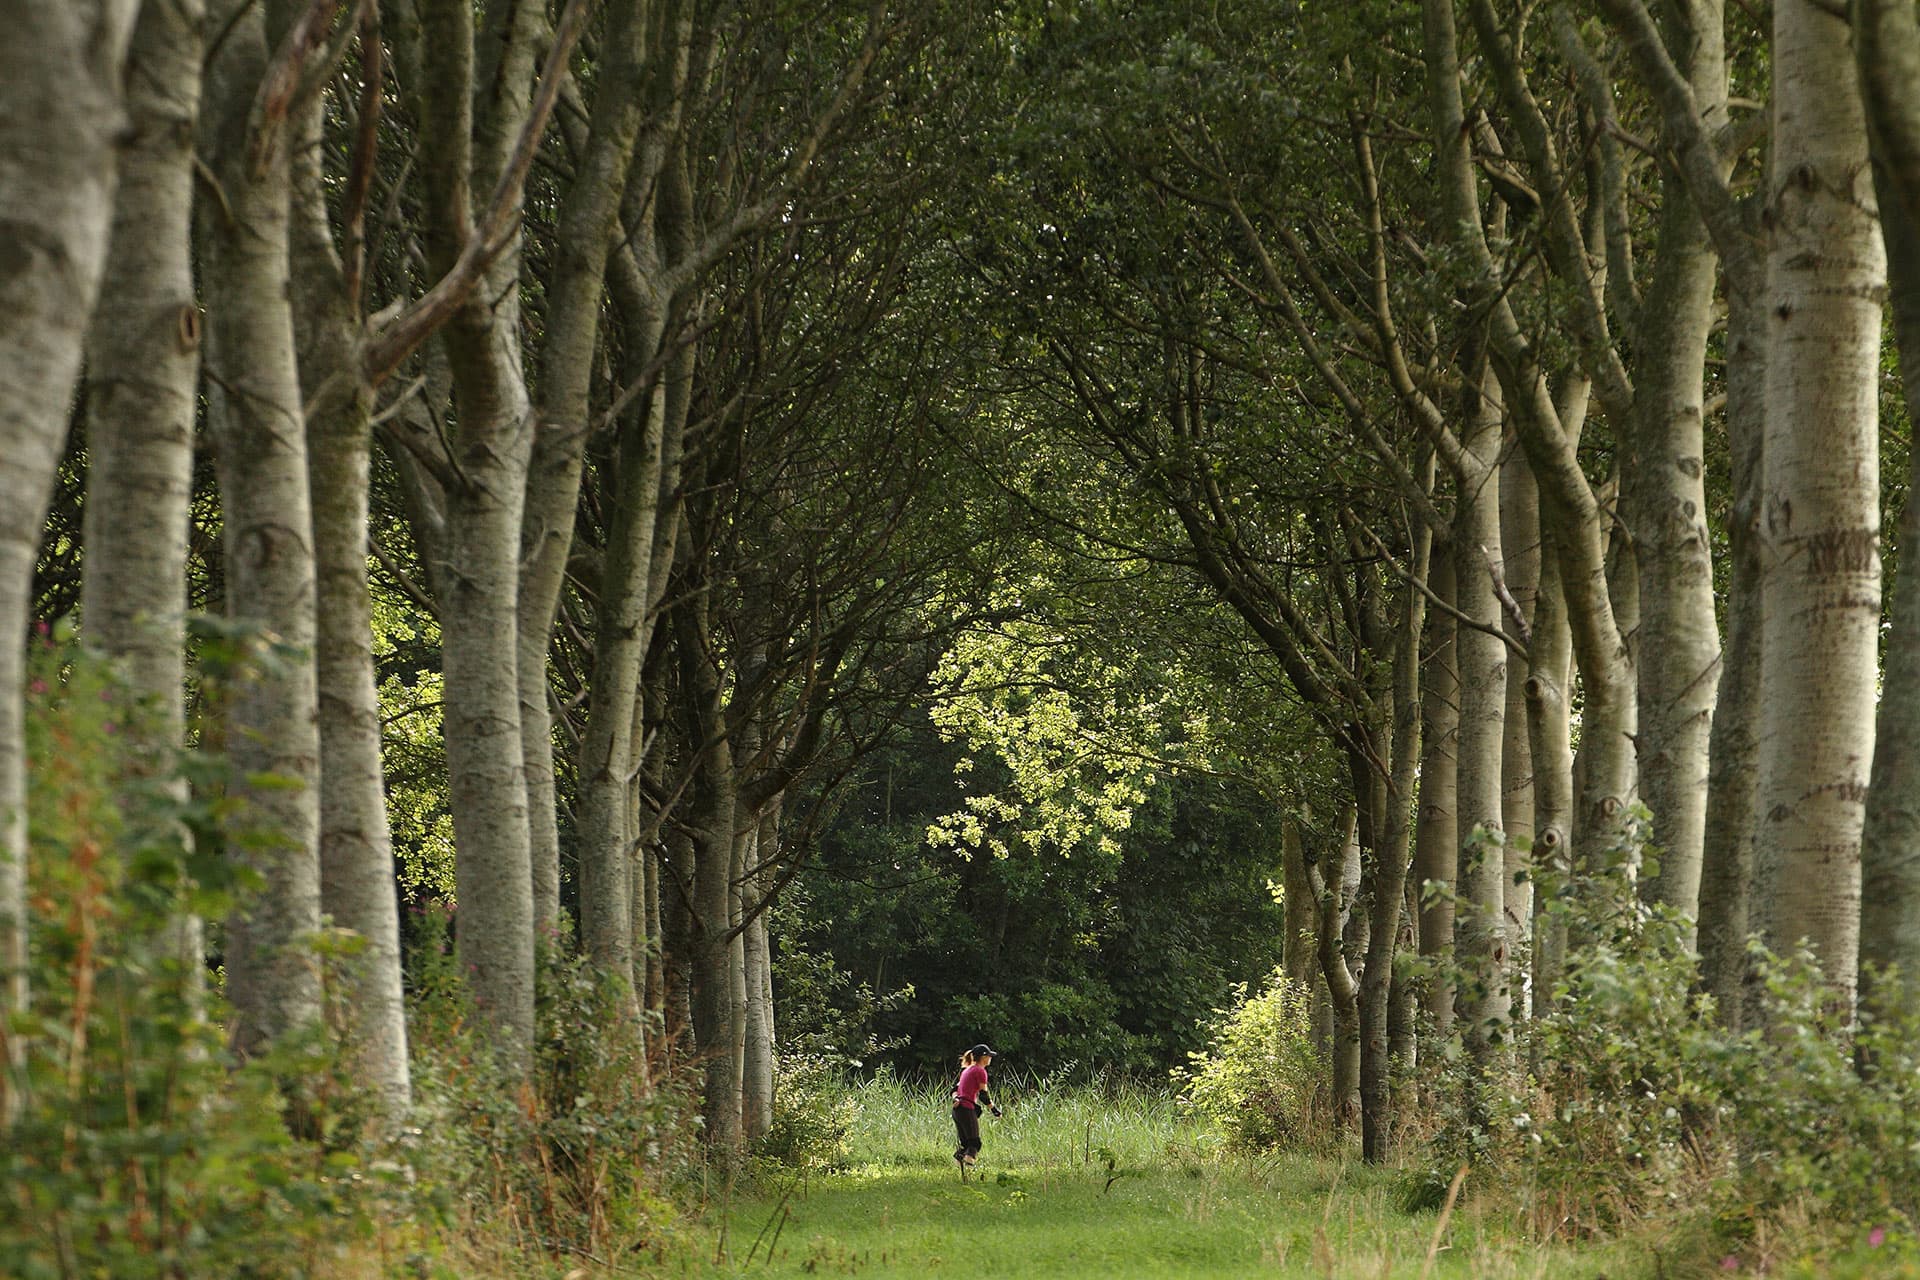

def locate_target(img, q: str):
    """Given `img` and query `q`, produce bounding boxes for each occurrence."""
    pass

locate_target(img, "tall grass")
[842,1069,1196,1174]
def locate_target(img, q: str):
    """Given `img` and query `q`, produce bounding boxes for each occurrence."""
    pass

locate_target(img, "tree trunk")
[1630,181,1722,922]
[742,803,780,1144]
[1453,372,1507,1063]
[1699,284,1766,1028]
[410,0,548,1072]
[1526,543,1575,1011]
[200,0,326,1058]
[285,56,412,1120]
[1750,0,1885,1018]
[81,0,205,1000]
[1498,443,1537,996]
[0,0,138,1118]
[1855,0,1920,1027]
[1362,518,1428,1163]
[1414,554,1458,1034]
[1309,808,1363,1131]
[518,0,677,937]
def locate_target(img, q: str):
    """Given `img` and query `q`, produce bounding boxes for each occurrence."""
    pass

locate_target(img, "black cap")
[969,1043,997,1056]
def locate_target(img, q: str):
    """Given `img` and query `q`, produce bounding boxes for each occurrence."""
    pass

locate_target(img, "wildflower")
[1720,1256,1739,1271]
[1870,1227,1887,1248]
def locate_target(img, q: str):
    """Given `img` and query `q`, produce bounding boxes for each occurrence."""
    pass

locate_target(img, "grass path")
[678,1078,1638,1279]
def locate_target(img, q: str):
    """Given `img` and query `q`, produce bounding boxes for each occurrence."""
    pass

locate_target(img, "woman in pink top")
[951,1043,1001,1168]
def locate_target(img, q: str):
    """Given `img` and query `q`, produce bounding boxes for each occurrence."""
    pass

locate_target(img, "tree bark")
[1750,0,1885,1018]
[742,802,781,1144]
[1699,285,1766,1027]
[518,0,680,936]
[1526,542,1575,1010]
[1452,370,1508,1064]
[1498,443,1536,1000]
[1414,555,1458,1035]
[408,0,549,1071]
[200,0,327,1058]
[1361,516,1428,1163]
[287,69,413,1119]
[1855,0,1920,1028]
[1306,807,1362,1131]
[81,0,206,1000]
[1629,182,1723,924]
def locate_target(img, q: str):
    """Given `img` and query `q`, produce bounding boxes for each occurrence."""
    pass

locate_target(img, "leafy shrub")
[407,909,697,1261]
[754,1053,862,1171]
[1,634,390,1278]
[1174,968,1319,1151]
[1417,805,1920,1263]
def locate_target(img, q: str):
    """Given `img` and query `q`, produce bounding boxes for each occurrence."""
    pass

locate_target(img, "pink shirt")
[954,1063,989,1108]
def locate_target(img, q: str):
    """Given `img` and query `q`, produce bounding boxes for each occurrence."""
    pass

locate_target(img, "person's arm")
[979,1084,1001,1116]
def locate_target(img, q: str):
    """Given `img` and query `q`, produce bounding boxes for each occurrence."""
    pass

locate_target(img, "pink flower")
[1870,1227,1887,1248]
[1720,1257,1739,1271]
[27,680,46,695]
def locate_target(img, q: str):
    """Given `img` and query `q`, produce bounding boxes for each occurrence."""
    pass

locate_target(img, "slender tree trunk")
[200,0,327,1058]
[1361,520,1428,1163]
[0,0,138,1118]
[411,0,547,1071]
[81,0,205,1000]
[1453,373,1508,1063]
[1498,445,1537,1002]
[1414,554,1458,1035]
[1526,543,1575,1009]
[519,0,675,936]
[286,57,412,1119]
[682,602,744,1154]
[1630,181,1722,922]
[577,324,690,990]
[1750,0,1885,1018]
[1308,808,1362,1131]
[742,803,780,1144]
[1699,284,1766,1027]
[1855,0,1920,1026]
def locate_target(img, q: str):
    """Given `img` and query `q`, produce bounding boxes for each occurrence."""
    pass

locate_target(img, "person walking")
[951,1044,1001,1170]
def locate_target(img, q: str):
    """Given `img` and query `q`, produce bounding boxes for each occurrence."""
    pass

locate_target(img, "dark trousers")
[952,1103,982,1159]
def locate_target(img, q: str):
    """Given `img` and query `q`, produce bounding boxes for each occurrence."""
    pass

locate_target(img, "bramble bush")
[1173,968,1320,1152]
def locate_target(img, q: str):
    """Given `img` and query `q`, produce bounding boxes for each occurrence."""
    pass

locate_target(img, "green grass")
[679,1077,1646,1279]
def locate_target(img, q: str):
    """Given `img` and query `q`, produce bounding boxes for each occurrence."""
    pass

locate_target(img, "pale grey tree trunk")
[1414,554,1458,1035]
[0,0,139,1121]
[1526,543,1575,1010]
[576,316,691,990]
[1280,812,1322,1057]
[1750,0,1885,1017]
[1629,185,1723,924]
[518,0,677,936]
[1306,807,1362,1129]
[200,0,325,1057]
[1498,444,1536,997]
[1453,372,1507,1062]
[742,802,780,1144]
[286,77,412,1120]
[408,0,548,1071]
[81,0,206,999]
[1855,0,1920,1027]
